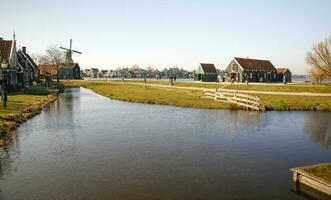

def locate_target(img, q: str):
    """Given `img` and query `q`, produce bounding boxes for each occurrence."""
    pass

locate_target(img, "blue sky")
[1,0,330,73]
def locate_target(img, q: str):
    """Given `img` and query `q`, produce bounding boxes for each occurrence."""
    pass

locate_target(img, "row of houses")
[81,67,195,79]
[1,34,82,92]
[197,57,292,83]
[0,35,40,92]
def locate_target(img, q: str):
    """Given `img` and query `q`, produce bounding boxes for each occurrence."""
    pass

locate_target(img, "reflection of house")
[225,57,277,82]
[196,63,218,82]
[276,68,292,82]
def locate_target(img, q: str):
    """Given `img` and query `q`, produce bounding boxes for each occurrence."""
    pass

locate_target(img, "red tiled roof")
[234,57,276,71]
[38,64,58,76]
[0,40,13,60]
[200,63,217,73]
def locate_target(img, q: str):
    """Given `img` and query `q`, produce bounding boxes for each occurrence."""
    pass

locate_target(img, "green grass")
[64,80,331,111]
[112,79,331,93]
[223,84,331,93]
[0,94,57,134]
[256,94,331,111]
[304,164,331,183]
[64,81,232,109]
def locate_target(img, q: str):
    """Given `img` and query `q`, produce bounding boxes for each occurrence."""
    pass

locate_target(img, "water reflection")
[304,112,331,148]
[0,131,19,178]
[0,88,330,200]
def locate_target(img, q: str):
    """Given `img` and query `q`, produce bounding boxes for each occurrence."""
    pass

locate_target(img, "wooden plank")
[234,97,260,106]
[205,90,261,111]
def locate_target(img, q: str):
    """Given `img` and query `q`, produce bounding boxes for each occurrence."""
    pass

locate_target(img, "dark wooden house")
[225,57,277,83]
[58,63,81,80]
[196,63,218,82]
[276,68,292,82]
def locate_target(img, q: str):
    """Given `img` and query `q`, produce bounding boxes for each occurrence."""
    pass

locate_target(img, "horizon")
[1,0,331,74]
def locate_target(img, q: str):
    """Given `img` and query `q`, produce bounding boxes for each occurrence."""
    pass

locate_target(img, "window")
[232,63,236,71]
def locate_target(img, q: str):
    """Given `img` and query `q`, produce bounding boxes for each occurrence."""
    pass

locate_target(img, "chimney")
[22,46,27,53]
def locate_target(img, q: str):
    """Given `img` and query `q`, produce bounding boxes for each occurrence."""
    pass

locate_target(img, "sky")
[0,0,330,74]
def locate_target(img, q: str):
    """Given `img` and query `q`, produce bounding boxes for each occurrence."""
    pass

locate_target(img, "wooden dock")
[204,89,261,111]
[291,163,331,197]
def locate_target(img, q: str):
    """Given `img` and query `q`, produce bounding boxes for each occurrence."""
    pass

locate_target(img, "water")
[0,88,330,200]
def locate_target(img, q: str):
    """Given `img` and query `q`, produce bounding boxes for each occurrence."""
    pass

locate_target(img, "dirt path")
[111,81,331,97]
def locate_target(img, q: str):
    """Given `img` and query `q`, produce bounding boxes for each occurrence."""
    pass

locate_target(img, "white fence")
[205,89,261,111]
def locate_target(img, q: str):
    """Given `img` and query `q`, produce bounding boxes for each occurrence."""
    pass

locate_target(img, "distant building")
[225,57,277,82]
[58,63,81,80]
[39,63,81,80]
[276,68,292,82]
[38,64,58,79]
[196,63,218,82]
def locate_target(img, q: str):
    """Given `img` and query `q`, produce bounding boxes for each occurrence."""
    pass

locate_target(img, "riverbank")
[0,93,58,146]
[63,80,331,111]
[112,80,331,93]
[64,81,233,109]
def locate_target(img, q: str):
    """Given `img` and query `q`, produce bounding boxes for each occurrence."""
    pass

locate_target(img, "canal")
[0,88,330,199]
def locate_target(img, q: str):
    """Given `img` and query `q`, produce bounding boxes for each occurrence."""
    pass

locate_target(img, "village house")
[17,46,39,86]
[276,68,292,82]
[0,38,15,91]
[0,34,22,91]
[38,63,81,80]
[58,63,81,80]
[38,64,58,79]
[196,63,218,82]
[224,57,277,83]
[1,35,40,91]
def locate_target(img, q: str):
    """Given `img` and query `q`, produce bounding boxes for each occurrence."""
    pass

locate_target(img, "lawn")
[0,94,57,134]
[64,80,331,111]
[64,80,232,109]
[304,164,331,183]
[112,79,331,93]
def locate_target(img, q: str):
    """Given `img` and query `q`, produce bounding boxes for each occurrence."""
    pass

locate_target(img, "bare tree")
[39,45,64,82]
[306,36,331,80]
[309,67,327,82]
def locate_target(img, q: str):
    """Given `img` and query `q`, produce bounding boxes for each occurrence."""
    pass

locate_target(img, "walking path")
[111,81,331,97]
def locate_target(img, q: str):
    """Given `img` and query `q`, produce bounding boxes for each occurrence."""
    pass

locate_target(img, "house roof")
[23,51,38,69]
[276,68,290,74]
[38,64,58,76]
[234,57,276,71]
[0,40,13,60]
[200,63,217,73]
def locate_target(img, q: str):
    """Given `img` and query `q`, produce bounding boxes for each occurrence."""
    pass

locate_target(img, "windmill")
[60,39,82,65]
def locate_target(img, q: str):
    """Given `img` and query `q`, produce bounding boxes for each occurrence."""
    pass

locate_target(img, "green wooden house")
[196,63,218,82]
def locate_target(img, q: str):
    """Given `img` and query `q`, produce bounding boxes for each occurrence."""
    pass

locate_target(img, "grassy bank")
[64,80,331,111]
[64,81,232,109]
[304,164,331,183]
[257,94,331,111]
[112,80,331,93]
[0,93,57,146]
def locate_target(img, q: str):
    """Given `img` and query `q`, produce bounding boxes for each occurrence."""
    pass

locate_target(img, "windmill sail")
[60,39,82,64]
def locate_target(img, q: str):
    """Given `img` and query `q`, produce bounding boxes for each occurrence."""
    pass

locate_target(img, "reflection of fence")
[205,89,261,111]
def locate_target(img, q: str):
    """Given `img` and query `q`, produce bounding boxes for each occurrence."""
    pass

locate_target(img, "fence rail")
[205,89,261,111]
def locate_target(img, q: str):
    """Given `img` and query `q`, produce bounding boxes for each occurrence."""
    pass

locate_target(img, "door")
[267,72,271,82]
